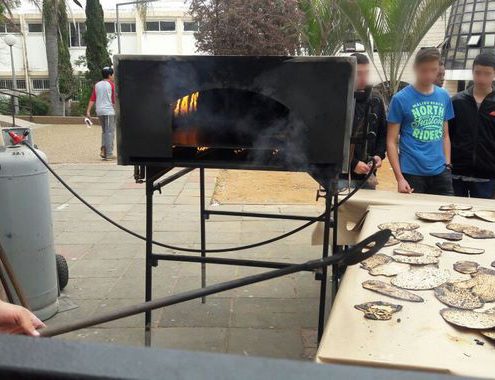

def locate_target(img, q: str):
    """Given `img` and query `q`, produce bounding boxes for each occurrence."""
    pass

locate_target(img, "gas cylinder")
[0,130,59,320]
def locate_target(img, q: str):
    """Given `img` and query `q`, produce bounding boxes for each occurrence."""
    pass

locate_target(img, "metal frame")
[143,166,339,345]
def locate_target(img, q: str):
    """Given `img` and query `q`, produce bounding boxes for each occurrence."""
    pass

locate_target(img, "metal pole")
[144,173,153,346]
[39,231,390,338]
[317,181,332,343]
[331,190,339,297]
[116,4,121,54]
[199,168,207,303]
[9,45,19,115]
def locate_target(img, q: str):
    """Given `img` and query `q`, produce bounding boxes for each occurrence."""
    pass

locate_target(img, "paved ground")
[49,163,325,360]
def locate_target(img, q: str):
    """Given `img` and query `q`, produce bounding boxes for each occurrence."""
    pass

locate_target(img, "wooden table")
[317,202,495,378]
[312,190,495,246]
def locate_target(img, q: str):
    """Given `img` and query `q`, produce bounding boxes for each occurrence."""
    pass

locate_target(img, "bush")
[0,96,12,115]
[19,95,50,116]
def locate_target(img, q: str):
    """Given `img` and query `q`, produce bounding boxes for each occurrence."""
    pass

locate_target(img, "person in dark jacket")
[449,53,495,198]
[341,53,387,190]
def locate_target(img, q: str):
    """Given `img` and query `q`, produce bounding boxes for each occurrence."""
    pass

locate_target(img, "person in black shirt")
[449,53,495,198]
[342,53,387,190]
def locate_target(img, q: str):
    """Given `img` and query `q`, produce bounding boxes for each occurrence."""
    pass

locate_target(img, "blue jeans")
[452,178,495,199]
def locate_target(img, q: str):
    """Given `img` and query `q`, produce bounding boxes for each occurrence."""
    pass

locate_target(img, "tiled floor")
[48,164,327,360]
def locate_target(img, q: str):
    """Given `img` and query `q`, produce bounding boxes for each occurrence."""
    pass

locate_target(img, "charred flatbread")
[439,204,472,211]
[463,227,495,239]
[391,267,450,290]
[393,249,423,257]
[436,242,460,251]
[384,237,400,247]
[434,283,484,310]
[474,210,495,223]
[369,262,410,277]
[392,255,439,265]
[396,243,442,257]
[429,232,463,241]
[393,230,424,242]
[447,223,474,233]
[453,261,480,274]
[354,301,402,320]
[378,222,420,232]
[477,267,495,276]
[362,280,424,302]
[440,308,495,330]
[360,253,392,271]
[416,211,455,222]
[456,273,495,302]
[452,245,485,255]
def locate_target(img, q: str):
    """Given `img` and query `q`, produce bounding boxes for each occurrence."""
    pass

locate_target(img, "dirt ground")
[32,123,397,203]
[213,160,397,204]
[34,124,107,164]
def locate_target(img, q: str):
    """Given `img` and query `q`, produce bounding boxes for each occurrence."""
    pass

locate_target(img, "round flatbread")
[452,245,485,255]
[439,204,472,211]
[456,273,495,302]
[360,253,392,271]
[396,243,442,257]
[436,242,460,251]
[369,262,410,277]
[355,301,402,320]
[457,210,475,218]
[481,330,495,340]
[446,223,474,233]
[453,261,480,274]
[474,210,495,223]
[393,249,423,257]
[434,283,484,310]
[440,308,495,330]
[393,230,424,242]
[378,222,420,232]
[429,232,463,241]
[362,280,424,302]
[416,211,455,222]
[384,237,400,247]
[391,267,450,290]
[392,255,439,265]
[463,227,495,239]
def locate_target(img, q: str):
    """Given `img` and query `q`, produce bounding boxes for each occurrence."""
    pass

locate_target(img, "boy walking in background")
[387,48,454,195]
[86,66,116,160]
[449,53,495,198]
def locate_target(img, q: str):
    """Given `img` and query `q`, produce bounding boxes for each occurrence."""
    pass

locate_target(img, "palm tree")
[335,0,454,97]
[300,0,353,56]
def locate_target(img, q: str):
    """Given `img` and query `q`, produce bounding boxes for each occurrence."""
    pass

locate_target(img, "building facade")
[0,0,197,94]
[443,0,495,92]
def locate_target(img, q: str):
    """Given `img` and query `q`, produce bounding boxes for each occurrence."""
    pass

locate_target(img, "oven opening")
[169,89,300,165]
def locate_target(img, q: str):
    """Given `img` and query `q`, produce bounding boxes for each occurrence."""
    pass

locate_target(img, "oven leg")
[332,191,340,298]
[199,168,207,304]
[317,182,332,342]
[144,175,153,347]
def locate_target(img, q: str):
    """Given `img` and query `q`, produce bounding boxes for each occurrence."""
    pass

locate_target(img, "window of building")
[468,48,480,58]
[32,79,50,91]
[105,22,116,33]
[69,22,86,47]
[0,79,27,90]
[0,23,21,33]
[144,20,175,32]
[28,23,43,33]
[120,22,136,33]
[485,34,495,47]
[468,34,481,46]
[183,21,198,32]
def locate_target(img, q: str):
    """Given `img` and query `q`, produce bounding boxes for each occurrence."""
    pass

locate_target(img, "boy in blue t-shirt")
[387,48,455,195]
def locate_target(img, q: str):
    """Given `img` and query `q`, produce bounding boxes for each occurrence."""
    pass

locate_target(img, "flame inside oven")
[173,92,199,117]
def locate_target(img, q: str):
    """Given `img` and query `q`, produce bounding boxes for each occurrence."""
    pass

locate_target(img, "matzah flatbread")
[362,280,424,302]
[391,267,450,290]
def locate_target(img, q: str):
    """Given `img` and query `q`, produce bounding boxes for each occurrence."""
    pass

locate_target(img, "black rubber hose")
[23,141,375,254]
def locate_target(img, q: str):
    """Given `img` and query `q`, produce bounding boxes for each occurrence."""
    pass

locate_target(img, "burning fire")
[173,92,199,117]
[196,146,209,153]
[234,148,246,155]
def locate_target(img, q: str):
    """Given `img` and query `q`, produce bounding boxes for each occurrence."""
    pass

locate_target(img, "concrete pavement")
[49,163,325,360]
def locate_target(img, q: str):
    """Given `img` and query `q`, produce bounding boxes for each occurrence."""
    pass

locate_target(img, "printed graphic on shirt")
[410,101,445,142]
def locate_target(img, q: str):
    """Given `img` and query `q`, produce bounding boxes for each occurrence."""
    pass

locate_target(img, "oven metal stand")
[144,167,338,346]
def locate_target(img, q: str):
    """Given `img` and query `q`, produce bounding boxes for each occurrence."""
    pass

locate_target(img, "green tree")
[84,0,111,85]
[57,0,76,115]
[335,0,454,97]
[299,0,353,56]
